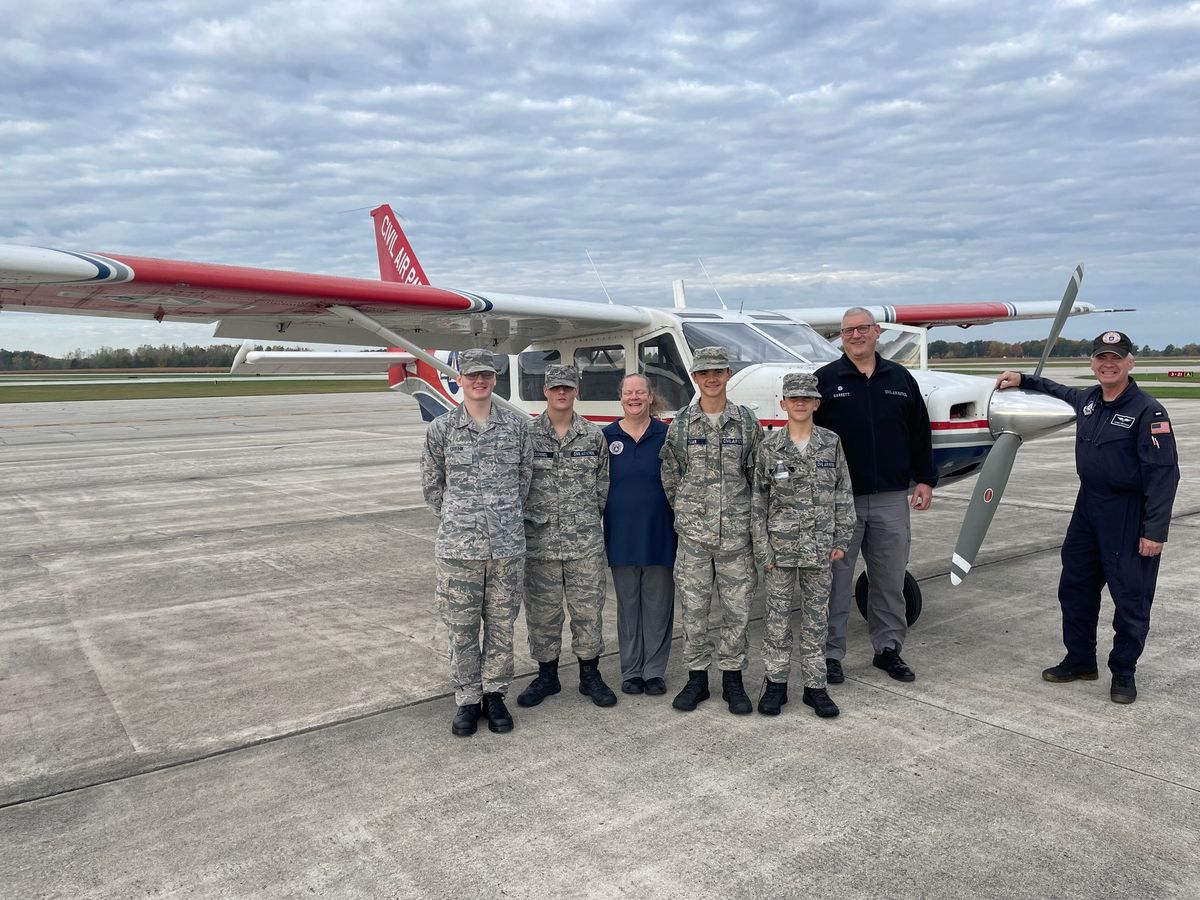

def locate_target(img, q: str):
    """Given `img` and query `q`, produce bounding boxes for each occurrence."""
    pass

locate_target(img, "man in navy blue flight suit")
[995,331,1179,704]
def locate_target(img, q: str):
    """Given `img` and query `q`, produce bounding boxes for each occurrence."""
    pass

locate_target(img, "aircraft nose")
[987,389,1076,441]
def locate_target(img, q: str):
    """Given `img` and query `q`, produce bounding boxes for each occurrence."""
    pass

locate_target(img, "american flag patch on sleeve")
[1150,421,1171,435]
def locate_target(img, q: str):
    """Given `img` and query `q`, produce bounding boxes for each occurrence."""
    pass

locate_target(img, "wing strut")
[329,305,525,416]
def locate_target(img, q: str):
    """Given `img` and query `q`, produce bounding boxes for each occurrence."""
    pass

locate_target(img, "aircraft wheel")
[854,570,923,626]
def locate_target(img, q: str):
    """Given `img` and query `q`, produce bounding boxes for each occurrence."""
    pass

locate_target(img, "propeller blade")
[1033,264,1084,379]
[950,431,1023,585]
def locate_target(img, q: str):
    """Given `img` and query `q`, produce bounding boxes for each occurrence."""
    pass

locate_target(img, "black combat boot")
[721,670,753,715]
[481,692,514,733]
[451,702,481,737]
[802,687,840,718]
[757,679,788,716]
[1111,674,1137,704]
[578,657,618,707]
[672,669,710,711]
[517,658,561,708]
[1042,658,1099,683]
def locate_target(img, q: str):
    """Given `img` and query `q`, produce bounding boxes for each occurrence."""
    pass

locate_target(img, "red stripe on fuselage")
[930,419,990,430]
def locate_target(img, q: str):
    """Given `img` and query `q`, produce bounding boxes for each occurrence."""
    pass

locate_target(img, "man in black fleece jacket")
[814,307,938,684]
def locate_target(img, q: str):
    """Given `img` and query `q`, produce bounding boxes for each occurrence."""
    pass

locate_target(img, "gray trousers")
[827,491,911,659]
[612,565,675,681]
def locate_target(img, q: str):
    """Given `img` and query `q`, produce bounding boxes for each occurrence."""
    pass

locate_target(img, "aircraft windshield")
[756,323,841,363]
[680,322,801,372]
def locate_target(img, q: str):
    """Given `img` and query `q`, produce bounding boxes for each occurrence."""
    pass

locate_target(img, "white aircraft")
[0,206,1114,615]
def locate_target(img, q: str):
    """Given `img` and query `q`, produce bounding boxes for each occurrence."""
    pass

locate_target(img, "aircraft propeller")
[949,265,1084,585]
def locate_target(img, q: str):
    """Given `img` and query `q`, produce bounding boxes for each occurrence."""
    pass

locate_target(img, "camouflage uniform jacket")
[524,411,609,560]
[660,401,763,552]
[751,425,855,569]
[421,403,533,559]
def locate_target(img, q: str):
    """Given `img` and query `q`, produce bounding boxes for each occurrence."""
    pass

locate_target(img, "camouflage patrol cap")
[782,372,822,398]
[690,345,732,373]
[544,364,579,388]
[457,348,498,375]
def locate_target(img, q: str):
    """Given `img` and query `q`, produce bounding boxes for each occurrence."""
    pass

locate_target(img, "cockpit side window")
[517,349,561,399]
[637,333,693,411]
[574,344,626,401]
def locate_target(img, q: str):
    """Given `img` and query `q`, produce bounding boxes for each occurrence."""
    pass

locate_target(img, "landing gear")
[855,570,923,626]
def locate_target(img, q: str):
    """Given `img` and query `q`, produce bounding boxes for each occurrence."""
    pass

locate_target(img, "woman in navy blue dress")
[602,374,677,695]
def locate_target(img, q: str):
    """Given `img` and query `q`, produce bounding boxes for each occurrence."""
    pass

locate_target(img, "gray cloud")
[2,0,1197,354]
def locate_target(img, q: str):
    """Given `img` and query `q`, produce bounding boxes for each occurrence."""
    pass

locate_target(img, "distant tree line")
[2,338,1198,372]
[0,343,303,371]
[928,338,1200,359]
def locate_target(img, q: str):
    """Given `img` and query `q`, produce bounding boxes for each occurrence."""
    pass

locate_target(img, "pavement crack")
[855,678,1200,797]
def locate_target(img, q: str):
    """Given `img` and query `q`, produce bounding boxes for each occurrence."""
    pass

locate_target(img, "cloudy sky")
[3,0,1197,355]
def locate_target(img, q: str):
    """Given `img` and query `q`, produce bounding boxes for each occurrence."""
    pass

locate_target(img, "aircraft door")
[637,332,693,413]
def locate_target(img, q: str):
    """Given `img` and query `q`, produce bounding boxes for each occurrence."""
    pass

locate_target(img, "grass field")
[0,380,390,403]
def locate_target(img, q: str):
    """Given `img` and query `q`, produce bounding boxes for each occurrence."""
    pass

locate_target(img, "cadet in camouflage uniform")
[420,348,533,737]
[660,346,763,715]
[751,372,855,718]
[517,365,617,708]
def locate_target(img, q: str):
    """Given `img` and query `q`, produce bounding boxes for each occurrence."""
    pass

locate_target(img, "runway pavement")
[1,393,1198,898]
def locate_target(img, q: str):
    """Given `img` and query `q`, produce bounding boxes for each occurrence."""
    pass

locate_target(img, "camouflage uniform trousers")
[762,565,831,688]
[523,553,607,662]
[436,555,524,706]
[675,535,756,671]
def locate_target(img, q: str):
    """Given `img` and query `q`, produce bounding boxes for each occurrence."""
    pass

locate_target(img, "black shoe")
[1042,660,1100,683]
[826,658,845,685]
[721,670,753,715]
[757,679,788,716]
[872,647,916,682]
[579,657,618,707]
[517,659,561,707]
[1111,674,1137,704]
[622,677,646,694]
[672,670,710,711]
[451,702,481,737]
[643,677,667,695]
[481,692,514,733]
[802,687,840,718]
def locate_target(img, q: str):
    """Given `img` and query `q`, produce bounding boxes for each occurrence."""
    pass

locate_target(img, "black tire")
[855,570,923,626]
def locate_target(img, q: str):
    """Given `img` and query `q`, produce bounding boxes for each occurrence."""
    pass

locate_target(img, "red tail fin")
[370,204,430,285]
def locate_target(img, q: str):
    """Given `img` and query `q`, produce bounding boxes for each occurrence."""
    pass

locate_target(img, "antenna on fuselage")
[672,279,687,309]
[697,257,729,310]
[585,249,614,305]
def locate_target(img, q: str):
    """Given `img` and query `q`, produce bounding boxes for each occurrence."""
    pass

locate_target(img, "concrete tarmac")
[2,393,1198,899]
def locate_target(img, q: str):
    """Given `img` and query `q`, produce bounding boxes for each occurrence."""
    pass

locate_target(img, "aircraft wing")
[794,301,1125,337]
[0,246,651,353]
